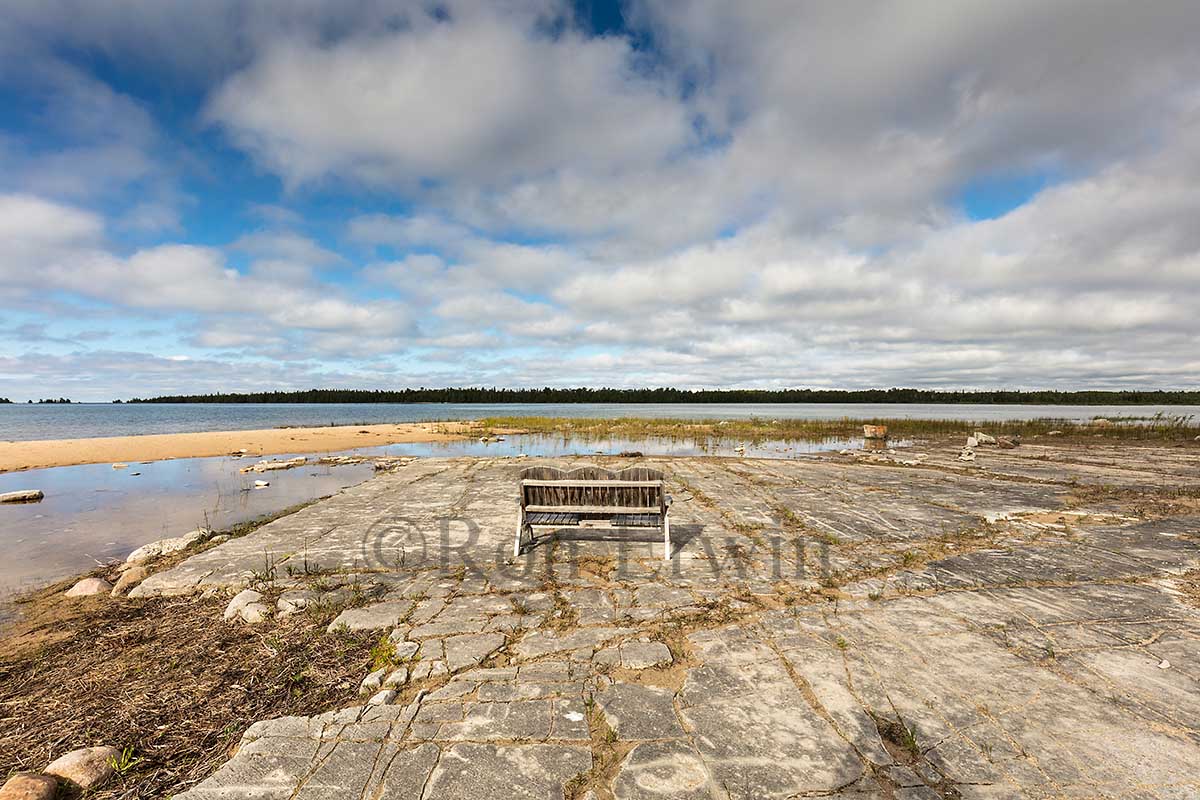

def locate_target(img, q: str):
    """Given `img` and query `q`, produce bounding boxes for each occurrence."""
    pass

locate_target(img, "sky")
[1,0,1199,401]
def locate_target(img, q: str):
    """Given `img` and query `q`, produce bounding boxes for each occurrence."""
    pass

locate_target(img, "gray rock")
[327,601,411,632]
[65,577,112,597]
[110,565,148,597]
[424,743,590,798]
[223,588,264,622]
[360,668,387,694]
[973,432,997,445]
[388,638,421,660]
[383,667,409,687]
[0,489,43,504]
[410,660,448,681]
[597,683,685,739]
[0,772,57,799]
[367,689,396,705]
[276,589,317,616]
[242,602,270,623]
[371,743,440,799]
[515,626,635,660]
[126,529,209,563]
[445,632,507,673]
[620,641,673,670]
[44,745,120,789]
[614,741,715,799]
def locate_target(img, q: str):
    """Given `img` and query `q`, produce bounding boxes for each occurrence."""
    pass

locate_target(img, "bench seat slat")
[525,512,663,528]
[521,479,663,488]
[524,504,663,515]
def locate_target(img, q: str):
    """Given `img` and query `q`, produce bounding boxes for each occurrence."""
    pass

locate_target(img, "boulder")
[223,589,265,623]
[240,602,270,624]
[125,529,209,563]
[367,689,396,705]
[110,565,148,597]
[0,772,57,800]
[65,578,112,598]
[1091,418,1113,427]
[997,437,1018,449]
[862,424,888,439]
[1046,430,1063,436]
[44,745,120,789]
[966,436,978,448]
[0,489,43,504]
[957,448,976,463]
[974,432,997,445]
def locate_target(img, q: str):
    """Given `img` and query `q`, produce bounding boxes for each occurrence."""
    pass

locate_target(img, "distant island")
[126,388,1200,405]
[0,397,11,404]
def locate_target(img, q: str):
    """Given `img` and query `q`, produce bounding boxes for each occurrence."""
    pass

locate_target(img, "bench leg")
[663,511,671,560]
[513,508,526,558]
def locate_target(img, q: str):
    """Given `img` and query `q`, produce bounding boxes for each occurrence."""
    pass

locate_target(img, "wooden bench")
[514,466,672,559]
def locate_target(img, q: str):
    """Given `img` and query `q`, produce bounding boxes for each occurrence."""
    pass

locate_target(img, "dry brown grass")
[0,582,375,798]
[0,504,379,800]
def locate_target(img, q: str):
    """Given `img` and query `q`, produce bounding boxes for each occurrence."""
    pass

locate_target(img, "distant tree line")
[126,387,1200,405]
[0,397,11,404]
[36,397,73,404]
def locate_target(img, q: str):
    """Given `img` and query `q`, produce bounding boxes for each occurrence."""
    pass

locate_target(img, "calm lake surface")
[3,402,1198,441]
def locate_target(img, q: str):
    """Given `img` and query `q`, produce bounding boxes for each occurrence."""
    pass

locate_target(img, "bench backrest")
[519,466,665,514]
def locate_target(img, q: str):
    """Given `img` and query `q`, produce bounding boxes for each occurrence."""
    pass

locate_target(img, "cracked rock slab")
[614,741,716,800]
[423,743,591,800]
[596,683,685,740]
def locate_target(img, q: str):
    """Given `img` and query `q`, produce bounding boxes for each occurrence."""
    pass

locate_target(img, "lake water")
[0,431,888,600]
[3,402,1198,441]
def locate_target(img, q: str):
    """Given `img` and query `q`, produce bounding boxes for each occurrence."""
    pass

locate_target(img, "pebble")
[44,745,119,789]
[65,577,112,598]
[0,772,57,800]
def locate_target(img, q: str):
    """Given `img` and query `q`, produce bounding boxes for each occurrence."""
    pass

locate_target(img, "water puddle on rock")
[0,432,890,602]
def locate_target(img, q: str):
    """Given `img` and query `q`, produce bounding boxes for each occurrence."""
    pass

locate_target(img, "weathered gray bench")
[514,466,672,559]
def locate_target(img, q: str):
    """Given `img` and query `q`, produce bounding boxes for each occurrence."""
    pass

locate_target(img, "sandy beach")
[0,421,472,473]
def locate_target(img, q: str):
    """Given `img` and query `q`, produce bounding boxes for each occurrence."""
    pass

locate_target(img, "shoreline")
[0,421,472,473]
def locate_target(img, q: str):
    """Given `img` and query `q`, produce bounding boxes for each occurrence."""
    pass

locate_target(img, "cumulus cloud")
[207,6,692,187]
[0,195,416,344]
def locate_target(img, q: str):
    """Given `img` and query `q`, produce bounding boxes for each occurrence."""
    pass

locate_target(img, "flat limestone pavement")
[135,444,1200,799]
